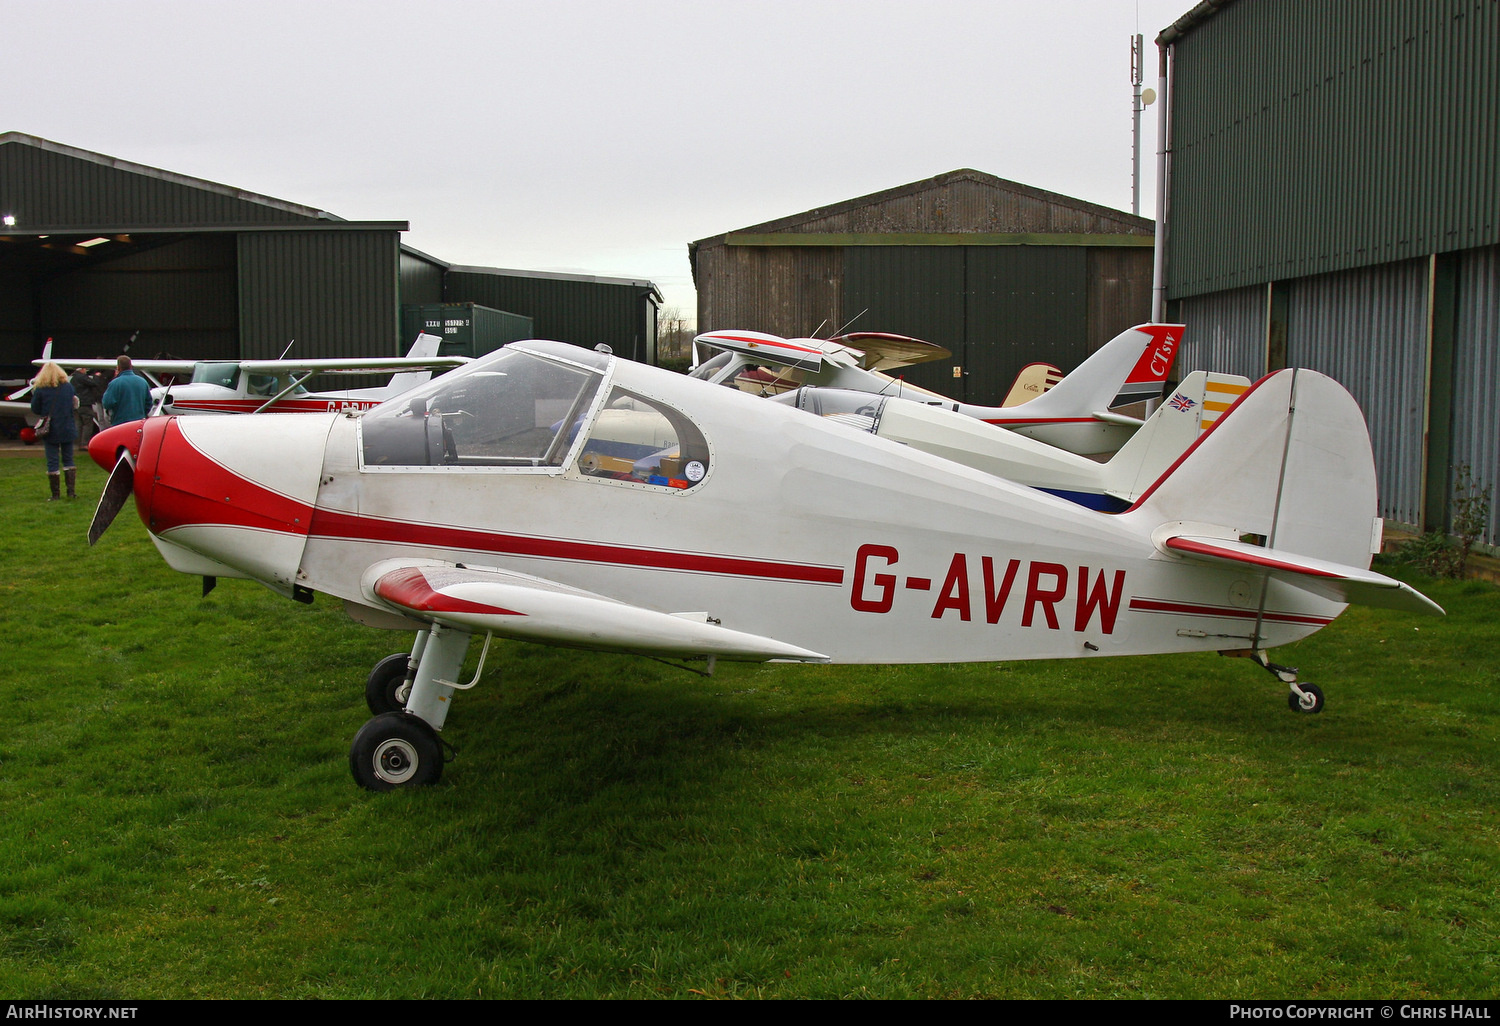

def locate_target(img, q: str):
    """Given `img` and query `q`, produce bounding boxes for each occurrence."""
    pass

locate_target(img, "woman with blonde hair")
[30,361,79,500]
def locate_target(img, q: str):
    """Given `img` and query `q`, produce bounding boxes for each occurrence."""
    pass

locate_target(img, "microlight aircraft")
[87,339,1441,791]
[691,322,1185,456]
[43,333,467,417]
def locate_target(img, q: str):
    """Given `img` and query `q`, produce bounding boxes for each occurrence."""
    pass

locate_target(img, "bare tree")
[657,306,696,366]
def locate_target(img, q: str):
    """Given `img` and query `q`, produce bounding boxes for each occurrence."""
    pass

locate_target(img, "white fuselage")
[130,345,1340,666]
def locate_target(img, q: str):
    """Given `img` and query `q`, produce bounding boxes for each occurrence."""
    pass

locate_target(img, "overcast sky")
[6,0,1195,321]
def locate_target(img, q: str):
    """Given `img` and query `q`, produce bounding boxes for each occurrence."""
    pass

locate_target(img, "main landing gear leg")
[1254,650,1325,714]
[350,624,472,791]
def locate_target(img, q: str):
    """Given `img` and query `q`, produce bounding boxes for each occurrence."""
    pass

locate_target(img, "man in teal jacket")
[102,356,153,425]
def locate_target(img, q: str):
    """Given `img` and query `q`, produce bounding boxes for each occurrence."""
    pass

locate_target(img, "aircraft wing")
[362,560,830,662]
[693,330,828,373]
[238,356,469,374]
[826,332,951,371]
[1158,534,1444,616]
[36,357,199,377]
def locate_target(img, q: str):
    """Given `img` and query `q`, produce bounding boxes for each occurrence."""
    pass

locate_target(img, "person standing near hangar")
[102,356,153,426]
[29,362,78,501]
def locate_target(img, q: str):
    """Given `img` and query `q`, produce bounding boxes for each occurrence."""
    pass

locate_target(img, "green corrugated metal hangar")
[690,169,1156,406]
[0,133,662,375]
[1155,0,1499,546]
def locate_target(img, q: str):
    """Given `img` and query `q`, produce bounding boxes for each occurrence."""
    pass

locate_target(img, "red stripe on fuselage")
[980,417,1099,426]
[142,419,845,587]
[141,418,315,537]
[306,508,846,585]
[1128,596,1334,626]
[168,398,380,414]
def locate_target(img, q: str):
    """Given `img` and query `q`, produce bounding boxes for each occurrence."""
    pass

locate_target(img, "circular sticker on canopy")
[684,460,706,482]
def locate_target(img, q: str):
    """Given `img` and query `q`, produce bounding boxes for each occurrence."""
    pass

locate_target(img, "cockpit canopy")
[359,341,711,490]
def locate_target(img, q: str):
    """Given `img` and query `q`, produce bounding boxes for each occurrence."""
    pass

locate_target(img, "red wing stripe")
[709,334,824,356]
[1129,596,1334,626]
[374,566,525,616]
[1164,537,1342,578]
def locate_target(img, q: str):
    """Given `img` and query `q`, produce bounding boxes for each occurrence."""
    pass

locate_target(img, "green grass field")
[2,456,1495,998]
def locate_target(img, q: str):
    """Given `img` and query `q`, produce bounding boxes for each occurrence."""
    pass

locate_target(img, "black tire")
[366,653,414,716]
[350,712,443,791]
[1288,683,1325,714]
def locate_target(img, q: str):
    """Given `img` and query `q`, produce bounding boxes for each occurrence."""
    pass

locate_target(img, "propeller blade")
[5,384,31,401]
[88,451,136,547]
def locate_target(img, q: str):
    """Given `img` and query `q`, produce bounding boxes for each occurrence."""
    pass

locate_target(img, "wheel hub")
[374,738,420,784]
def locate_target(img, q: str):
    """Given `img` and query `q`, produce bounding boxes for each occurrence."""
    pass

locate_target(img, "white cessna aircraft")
[86,339,1440,791]
[691,323,1184,456]
[38,333,467,417]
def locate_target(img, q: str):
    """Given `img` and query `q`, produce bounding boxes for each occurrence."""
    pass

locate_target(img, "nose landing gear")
[350,625,472,791]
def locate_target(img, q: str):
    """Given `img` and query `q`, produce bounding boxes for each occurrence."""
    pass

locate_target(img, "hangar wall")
[238,230,402,361]
[1160,1,1500,546]
[0,135,661,377]
[692,170,1155,407]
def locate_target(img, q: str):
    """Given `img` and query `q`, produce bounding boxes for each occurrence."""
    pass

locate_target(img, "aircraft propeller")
[88,450,135,547]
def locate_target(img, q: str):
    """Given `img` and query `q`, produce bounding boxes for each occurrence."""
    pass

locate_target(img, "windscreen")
[360,346,604,468]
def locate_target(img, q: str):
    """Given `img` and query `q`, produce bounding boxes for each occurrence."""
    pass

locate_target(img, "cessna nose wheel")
[350,712,443,790]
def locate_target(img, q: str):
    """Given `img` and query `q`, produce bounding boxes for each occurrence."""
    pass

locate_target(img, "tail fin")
[1000,362,1063,407]
[1127,368,1440,616]
[1101,370,1252,503]
[381,332,444,398]
[1018,324,1182,419]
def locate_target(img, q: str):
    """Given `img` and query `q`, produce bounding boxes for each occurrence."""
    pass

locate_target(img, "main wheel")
[365,653,414,715]
[350,712,443,791]
[1288,683,1325,714]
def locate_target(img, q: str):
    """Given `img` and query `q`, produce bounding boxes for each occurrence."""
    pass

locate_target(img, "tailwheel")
[1288,682,1325,714]
[350,712,444,791]
[365,652,415,715]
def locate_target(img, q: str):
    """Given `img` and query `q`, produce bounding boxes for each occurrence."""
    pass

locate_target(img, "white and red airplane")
[775,370,1251,512]
[38,333,467,417]
[86,339,1440,791]
[691,323,1184,456]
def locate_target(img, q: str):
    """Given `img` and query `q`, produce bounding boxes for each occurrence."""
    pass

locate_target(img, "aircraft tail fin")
[1000,362,1063,407]
[1017,323,1183,418]
[1100,370,1252,503]
[1126,368,1441,616]
[381,332,444,398]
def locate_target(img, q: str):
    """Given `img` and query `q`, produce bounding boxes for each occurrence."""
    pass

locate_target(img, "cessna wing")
[361,560,829,662]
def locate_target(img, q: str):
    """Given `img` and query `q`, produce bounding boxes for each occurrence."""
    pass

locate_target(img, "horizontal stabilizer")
[1160,535,1445,616]
[364,560,829,662]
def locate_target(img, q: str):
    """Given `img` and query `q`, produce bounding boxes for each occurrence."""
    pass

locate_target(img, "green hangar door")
[842,246,1087,405]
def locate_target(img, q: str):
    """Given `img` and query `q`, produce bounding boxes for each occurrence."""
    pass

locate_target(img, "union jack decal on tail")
[1168,393,1198,413]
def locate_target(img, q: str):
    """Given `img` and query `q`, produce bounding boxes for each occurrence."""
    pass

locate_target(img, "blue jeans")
[44,440,75,474]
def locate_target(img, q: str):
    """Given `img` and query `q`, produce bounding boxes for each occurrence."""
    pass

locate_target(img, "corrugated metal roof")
[0,132,332,222]
[448,264,662,300]
[693,169,1153,249]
